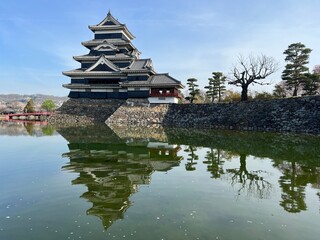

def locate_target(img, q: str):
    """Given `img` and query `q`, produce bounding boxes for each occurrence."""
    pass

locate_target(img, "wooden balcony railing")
[150,92,182,98]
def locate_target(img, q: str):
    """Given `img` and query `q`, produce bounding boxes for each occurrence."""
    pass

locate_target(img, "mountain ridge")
[0,94,68,113]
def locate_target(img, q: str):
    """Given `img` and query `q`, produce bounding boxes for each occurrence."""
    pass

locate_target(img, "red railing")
[150,93,182,98]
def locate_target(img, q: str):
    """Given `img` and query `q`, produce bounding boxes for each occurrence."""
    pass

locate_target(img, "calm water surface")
[0,122,319,240]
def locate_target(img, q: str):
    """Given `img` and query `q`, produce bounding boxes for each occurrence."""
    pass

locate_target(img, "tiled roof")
[62,69,126,77]
[126,59,153,70]
[96,11,122,26]
[129,59,148,70]
[85,55,120,72]
[149,74,181,85]
[88,12,135,40]
[74,52,136,60]
[121,74,183,88]
[82,39,130,47]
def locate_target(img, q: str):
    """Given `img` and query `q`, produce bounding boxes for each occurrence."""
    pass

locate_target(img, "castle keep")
[63,11,183,104]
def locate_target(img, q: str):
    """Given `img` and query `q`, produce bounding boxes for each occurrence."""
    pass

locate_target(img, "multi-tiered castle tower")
[63,11,183,103]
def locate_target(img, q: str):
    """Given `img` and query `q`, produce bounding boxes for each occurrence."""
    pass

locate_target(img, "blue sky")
[0,0,319,96]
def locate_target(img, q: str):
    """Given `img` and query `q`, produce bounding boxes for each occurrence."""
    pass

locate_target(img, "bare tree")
[229,54,278,101]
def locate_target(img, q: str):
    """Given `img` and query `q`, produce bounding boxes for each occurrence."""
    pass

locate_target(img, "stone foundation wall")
[163,95,320,134]
[49,96,320,134]
[48,98,124,125]
[106,102,168,126]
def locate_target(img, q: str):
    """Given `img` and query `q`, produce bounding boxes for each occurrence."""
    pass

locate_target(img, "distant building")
[63,11,183,104]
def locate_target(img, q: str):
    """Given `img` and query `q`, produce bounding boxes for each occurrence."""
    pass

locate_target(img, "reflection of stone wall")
[108,125,168,142]
[165,128,320,163]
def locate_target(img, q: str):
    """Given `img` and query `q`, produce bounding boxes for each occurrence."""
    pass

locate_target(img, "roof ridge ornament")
[94,43,118,51]
[96,10,121,26]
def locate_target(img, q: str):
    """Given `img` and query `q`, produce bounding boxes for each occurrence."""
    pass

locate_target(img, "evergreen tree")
[24,99,35,113]
[205,78,216,103]
[222,90,241,102]
[212,72,226,102]
[282,42,312,96]
[185,78,200,103]
[302,73,320,96]
[41,99,56,112]
[205,72,226,102]
[273,83,287,98]
[254,91,273,100]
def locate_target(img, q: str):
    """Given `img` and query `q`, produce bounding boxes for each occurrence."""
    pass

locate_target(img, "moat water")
[0,122,320,240]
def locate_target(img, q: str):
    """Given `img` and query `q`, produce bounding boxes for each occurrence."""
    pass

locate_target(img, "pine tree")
[282,42,312,96]
[205,78,216,103]
[212,72,226,102]
[302,73,320,96]
[185,78,200,103]
[205,72,226,103]
[24,99,35,113]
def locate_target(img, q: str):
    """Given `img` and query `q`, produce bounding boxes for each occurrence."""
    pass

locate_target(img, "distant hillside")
[0,94,68,113]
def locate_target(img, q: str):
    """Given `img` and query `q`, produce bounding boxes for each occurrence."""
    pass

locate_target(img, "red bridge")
[4,112,53,121]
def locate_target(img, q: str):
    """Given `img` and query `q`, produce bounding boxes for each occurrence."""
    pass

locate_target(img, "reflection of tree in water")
[41,125,55,136]
[203,148,224,179]
[318,192,320,213]
[226,153,272,199]
[24,123,34,135]
[184,146,199,171]
[276,161,320,213]
[202,149,272,199]
[167,128,320,212]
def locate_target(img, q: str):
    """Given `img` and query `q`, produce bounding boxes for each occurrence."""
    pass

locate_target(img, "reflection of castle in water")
[58,125,320,230]
[58,125,182,229]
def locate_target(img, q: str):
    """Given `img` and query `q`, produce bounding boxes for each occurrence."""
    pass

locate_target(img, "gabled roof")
[97,10,122,26]
[88,11,135,40]
[85,55,120,72]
